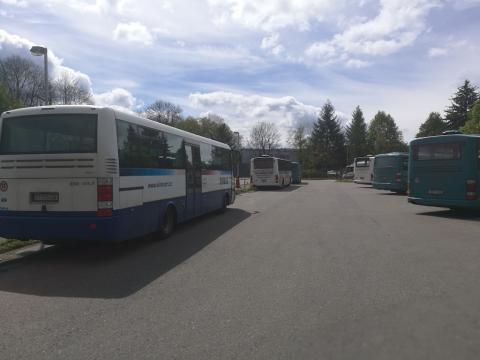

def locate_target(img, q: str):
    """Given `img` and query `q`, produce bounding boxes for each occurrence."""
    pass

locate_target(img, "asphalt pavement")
[1,180,480,360]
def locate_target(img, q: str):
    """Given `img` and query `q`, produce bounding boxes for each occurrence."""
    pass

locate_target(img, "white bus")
[250,156,292,188]
[0,106,235,243]
[353,155,375,185]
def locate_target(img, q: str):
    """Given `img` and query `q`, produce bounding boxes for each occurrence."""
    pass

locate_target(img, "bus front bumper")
[0,211,123,244]
[408,197,479,209]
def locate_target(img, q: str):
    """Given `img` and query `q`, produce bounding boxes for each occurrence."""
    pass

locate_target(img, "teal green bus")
[373,152,408,193]
[408,133,480,209]
[291,162,301,184]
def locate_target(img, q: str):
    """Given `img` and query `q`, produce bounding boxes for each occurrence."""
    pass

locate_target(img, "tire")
[219,194,229,213]
[159,206,176,239]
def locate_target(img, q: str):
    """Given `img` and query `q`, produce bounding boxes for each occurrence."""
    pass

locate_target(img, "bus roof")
[410,133,480,145]
[1,105,231,150]
[252,156,290,162]
[375,152,408,158]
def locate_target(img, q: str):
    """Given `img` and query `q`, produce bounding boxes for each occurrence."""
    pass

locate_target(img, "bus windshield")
[0,114,97,155]
[414,143,462,161]
[254,157,273,169]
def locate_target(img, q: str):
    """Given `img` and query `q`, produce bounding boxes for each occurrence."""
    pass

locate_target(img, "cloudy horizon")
[1,0,480,144]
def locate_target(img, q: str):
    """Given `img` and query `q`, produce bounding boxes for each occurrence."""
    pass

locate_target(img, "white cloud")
[189,91,325,144]
[260,33,285,56]
[113,22,154,45]
[305,0,443,67]
[305,42,337,60]
[93,88,142,111]
[0,0,27,7]
[345,58,371,68]
[428,47,448,57]
[208,0,347,32]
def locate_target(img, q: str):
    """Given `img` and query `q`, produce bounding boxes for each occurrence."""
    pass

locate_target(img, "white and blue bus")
[0,106,235,244]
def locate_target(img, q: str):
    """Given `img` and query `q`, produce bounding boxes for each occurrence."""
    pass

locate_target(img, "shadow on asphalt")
[416,209,480,221]
[0,208,251,299]
[255,185,302,192]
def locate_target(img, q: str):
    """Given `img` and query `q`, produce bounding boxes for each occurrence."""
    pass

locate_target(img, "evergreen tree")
[345,106,368,164]
[416,112,447,138]
[460,100,480,134]
[445,79,479,130]
[367,111,407,154]
[310,100,346,172]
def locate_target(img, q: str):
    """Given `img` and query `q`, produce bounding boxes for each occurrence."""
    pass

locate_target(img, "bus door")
[185,144,202,218]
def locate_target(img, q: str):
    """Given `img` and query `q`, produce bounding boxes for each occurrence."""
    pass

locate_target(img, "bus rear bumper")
[373,182,407,192]
[408,197,479,209]
[0,212,123,244]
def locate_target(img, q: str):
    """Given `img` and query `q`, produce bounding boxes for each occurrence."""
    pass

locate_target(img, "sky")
[1,0,480,145]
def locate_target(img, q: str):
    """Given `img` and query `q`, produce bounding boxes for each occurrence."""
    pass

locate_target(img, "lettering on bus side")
[148,182,173,189]
[219,176,229,185]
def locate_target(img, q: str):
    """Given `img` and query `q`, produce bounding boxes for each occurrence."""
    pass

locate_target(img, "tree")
[0,83,22,114]
[0,55,46,106]
[345,106,368,164]
[445,79,479,130]
[416,112,446,138]
[175,114,237,147]
[144,100,183,125]
[248,121,280,155]
[310,100,345,172]
[367,111,407,154]
[52,71,92,105]
[460,101,480,134]
[288,124,310,167]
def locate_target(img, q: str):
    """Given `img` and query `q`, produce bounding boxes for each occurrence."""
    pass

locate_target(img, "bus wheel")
[220,194,229,213]
[159,206,176,239]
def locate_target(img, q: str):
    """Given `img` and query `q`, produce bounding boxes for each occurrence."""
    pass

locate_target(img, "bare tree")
[0,55,45,106]
[52,71,92,105]
[144,100,183,125]
[248,121,280,155]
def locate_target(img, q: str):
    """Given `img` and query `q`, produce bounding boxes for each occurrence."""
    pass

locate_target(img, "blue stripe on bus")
[119,168,181,176]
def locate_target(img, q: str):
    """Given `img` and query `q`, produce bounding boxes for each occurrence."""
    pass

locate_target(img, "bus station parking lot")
[2,180,480,359]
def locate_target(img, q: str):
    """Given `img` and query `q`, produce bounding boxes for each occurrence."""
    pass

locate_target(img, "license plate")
[30,192,59,203]
[428,189,444,195]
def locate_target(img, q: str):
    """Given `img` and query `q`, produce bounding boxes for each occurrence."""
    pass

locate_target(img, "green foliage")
[175,115,236,147]
[416,112,446,138]
[367,111,407,154]
[445,79,479,130]
[345,105,368,163]
[310,100,346,172]
[288,125,310,169]
[0,83,22,114]
[460,101,480,134]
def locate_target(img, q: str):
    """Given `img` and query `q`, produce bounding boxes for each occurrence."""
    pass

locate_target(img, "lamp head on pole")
[30,46,47,56]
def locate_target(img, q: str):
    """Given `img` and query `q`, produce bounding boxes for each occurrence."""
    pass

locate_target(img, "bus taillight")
[395,172,402,182]
[466,179,477,200]
[97,178,113,216]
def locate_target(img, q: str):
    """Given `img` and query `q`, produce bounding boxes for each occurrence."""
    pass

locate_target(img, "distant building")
[238,148,299,177]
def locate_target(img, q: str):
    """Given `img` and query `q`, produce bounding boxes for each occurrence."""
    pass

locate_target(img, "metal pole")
[44,49,49,105]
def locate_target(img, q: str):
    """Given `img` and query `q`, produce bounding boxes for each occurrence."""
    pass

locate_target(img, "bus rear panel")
[353,156,374,185]
[373,153,408,193]
[251,156,291,188]
[408,134,480,209]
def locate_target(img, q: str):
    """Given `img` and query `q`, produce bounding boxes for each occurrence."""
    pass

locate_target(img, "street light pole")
[30,46,49,105]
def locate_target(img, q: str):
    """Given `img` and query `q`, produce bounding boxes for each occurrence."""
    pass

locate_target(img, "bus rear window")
[254,158,273,169]
[355,158,370,167]
[0,114,97,154]
[375,157,397,168]
[414,143,462,161]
